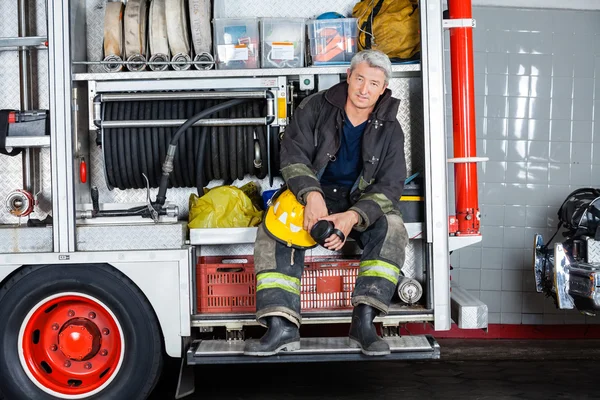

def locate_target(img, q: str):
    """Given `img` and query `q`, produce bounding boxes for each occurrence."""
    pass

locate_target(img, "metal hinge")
[443,18,476,29]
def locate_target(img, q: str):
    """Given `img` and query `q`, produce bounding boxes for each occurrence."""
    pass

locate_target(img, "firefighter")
[244,49,409,356]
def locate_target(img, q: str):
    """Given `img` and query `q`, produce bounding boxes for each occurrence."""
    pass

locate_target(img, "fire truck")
[0,0,486,398]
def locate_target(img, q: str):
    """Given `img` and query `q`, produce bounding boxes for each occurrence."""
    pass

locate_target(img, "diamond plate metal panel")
[193,335,433,356]
[33,49,50,109]
[214,0,357,18]
[86,0,107,74]
[76,222,187,251]
[0,48,48,109]
[0,52,21,109]
[0,0,49,109]
[450,285,488,329]
[0,226,52,253]
[389,77,424,177]
[404,241,424,282]
[0,0,51,227]
[0,1,19,35]
[588,238,600,264]
[199,244,255,257]
[0,149,52,225]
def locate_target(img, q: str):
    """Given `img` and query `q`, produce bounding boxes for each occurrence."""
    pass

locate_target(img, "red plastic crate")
[196,256,360,314]
[197,256,256,313]
[301,259,359,311]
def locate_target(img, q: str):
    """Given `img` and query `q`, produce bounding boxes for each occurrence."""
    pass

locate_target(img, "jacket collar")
[324,81,401,122]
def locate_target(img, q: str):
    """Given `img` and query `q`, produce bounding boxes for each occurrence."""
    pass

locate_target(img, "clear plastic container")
[307,18,358,65]
[213,18,260,69]
[260,18,306,68]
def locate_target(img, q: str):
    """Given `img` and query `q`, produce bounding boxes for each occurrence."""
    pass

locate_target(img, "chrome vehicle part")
[397,277,423,305]
[5,189,34,217]
[533,234,545,293]
[554,243,575,310]
[193,52,214,70]
[588,238,600,263]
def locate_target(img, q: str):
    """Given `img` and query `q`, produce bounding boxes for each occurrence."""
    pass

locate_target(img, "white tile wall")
[447,7,600,325]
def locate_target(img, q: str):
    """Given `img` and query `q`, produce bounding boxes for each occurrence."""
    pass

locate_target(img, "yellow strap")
[400,196,423,201]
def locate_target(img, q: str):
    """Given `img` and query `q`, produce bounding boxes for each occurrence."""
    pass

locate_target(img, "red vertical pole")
[449,0,480,235]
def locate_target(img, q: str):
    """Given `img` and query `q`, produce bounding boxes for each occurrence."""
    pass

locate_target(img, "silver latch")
[443,19,476,29]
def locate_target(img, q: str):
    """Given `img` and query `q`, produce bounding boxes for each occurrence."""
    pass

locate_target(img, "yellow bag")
[188,186,263,229]
[352,0,420,61]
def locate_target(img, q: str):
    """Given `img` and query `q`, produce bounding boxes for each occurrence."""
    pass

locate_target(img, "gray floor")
[149,339,600,399]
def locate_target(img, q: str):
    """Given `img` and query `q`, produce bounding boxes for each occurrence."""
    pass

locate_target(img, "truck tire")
[0,264,164,400]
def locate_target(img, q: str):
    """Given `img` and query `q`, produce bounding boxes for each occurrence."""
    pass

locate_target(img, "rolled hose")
[156,98,247,204]
[102,99,273,198]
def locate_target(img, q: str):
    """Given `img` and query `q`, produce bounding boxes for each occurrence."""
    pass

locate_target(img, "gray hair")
[349,50,392,84]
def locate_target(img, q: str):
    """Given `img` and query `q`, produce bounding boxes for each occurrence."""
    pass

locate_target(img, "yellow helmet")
[264,189,317,249]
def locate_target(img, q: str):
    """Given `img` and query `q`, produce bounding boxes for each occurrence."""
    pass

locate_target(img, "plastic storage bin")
[301,259,359,311]
[213,18,260,69]
[196,256,360,314]
[260,18,306,68]
[197,256,256,313]
[307,18,358,65]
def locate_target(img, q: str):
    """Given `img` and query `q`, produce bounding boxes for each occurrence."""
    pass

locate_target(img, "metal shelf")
[449,235,482,251]
[5,136,50,148]
[190,222,423,245]
[72,63,421,82]
[0,36,47,50]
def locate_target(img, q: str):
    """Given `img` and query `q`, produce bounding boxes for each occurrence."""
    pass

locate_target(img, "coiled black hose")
[102,99,272,195]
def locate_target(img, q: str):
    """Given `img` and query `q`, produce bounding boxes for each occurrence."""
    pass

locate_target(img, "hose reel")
[94,91,279,195]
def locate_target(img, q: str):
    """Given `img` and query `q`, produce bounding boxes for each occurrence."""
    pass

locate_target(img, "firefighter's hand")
[304,191,328,232]
[319,211,359,251]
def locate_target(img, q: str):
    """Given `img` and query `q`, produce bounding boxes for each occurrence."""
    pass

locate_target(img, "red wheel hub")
[58,319,101,361]
[21,295,123,397]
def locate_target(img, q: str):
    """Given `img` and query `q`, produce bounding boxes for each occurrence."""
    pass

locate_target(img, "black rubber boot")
[348,304,390,356]
[244,316,301,356]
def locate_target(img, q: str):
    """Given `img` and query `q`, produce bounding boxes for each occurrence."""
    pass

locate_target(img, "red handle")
[80,158,87,183]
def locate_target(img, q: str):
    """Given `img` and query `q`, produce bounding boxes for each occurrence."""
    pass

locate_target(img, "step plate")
[187,335,439,364]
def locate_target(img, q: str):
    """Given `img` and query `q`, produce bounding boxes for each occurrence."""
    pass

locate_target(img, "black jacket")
[280,81,407,231]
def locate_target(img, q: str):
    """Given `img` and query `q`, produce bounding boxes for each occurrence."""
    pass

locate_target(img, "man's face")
[346,62,388,110]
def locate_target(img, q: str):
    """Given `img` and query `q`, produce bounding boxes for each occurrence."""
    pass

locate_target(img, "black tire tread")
[0,264,164,400]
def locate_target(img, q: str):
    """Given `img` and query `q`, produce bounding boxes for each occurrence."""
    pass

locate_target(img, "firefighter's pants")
[253,212,409,327]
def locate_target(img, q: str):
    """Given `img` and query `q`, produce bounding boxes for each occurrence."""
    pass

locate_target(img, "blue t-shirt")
[320,117,368,187]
